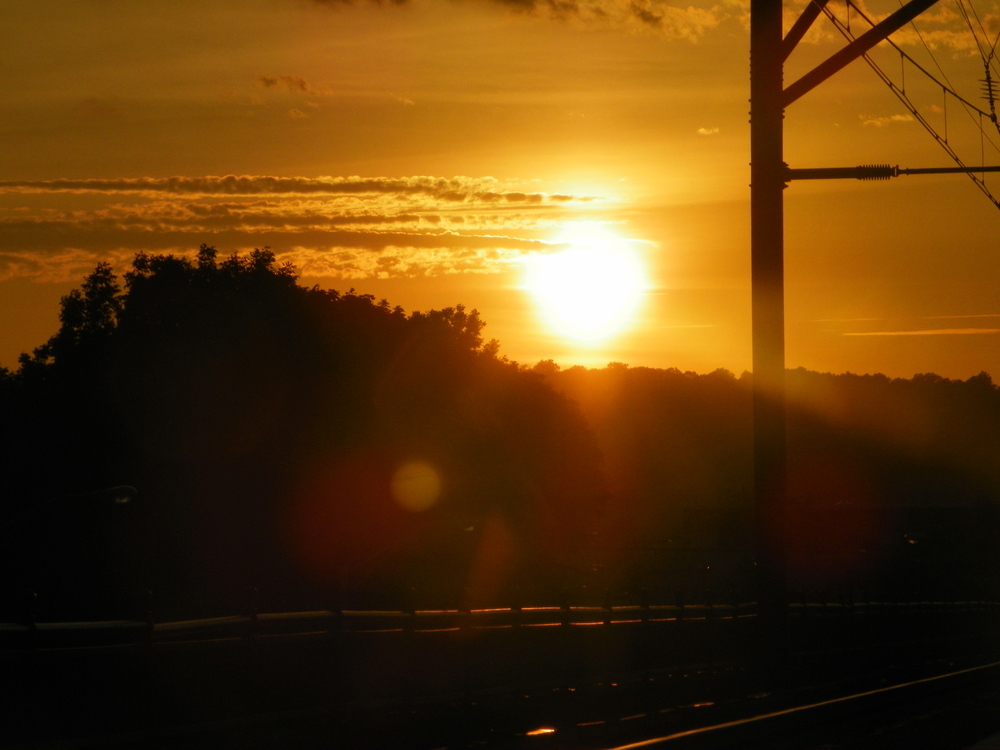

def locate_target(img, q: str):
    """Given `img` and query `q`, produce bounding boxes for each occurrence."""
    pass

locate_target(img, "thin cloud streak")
[311,0,734,39]
[303,0,987,49]
[257,75,316,94]
[784,0,987,52]
[813,317,884,322]
[845,329,1000,336]
[862,113,915,128]
[0,174,604,282]
[0,231,540,283]
[0,175,596,205]
[924,313,1000,320]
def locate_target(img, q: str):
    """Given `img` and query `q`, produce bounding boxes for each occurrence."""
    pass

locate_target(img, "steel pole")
[750,0,788,685]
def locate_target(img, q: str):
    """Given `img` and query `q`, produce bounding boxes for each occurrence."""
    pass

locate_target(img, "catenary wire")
[819,1,1000,208]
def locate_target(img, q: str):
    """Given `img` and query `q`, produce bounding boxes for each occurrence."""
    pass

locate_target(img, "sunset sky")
[3,0,1000,379]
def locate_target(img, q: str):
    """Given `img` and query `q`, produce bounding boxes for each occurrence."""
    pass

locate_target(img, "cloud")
[925,313,1000,320]
[0,248,137,285]
[307,0,732,38]
[845,328,1000,336]
[0,222,548,282]
[310,0,407,5]
[861,113,915,128]
[0,175,604,282]
[280,75,310,93]
[288,244,527,279]
[624,0,723,37]
[813,317,883,322]
[257,74,316,94]
[779,0,988,52]
[629,1,662,28]
[483,0,728,37]
[888,26,983,53]
[0,175,596,205]
[299,0,988,47]
[697,126,719,135]
[71,97,123,120]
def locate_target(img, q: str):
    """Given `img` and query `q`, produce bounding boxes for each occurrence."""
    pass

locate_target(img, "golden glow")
[525,223,646,342]
[390,461,441,512]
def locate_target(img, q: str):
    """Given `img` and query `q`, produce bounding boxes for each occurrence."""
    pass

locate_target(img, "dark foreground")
[3,598,999,749]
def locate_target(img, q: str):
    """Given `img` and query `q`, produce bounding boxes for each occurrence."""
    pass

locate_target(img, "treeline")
[533,361,1000,593]
[534,361,1000,519]
[2,248,999,617]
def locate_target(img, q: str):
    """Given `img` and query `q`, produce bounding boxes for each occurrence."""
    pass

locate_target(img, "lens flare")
[390,461,441,512]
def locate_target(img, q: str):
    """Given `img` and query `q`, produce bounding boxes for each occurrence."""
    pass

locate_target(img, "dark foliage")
[535,361,1000,596]
[3,248,999,617]
[1,247,606,618]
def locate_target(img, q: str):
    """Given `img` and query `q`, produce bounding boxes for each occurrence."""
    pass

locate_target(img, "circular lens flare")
[390,461,441,512]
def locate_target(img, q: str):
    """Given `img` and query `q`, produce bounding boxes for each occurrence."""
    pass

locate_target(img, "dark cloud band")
[0,175,588,205]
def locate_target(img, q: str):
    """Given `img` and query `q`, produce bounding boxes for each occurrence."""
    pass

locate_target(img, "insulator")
[855,164,895,181]
[982,72,998,106]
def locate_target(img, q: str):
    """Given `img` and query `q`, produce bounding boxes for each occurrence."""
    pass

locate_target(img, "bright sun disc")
[525,225,646,342]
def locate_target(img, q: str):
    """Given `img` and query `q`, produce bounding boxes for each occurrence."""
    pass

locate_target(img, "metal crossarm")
[785,164,1000,181]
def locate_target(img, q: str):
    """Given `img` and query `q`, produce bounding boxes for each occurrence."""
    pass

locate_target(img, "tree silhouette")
[1,247,607,616]
[4,247,999,616]
[536,361,1000,595]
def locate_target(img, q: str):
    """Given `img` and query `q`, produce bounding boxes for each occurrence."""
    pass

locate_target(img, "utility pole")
[748,0,944,686]
[749,0,787,685]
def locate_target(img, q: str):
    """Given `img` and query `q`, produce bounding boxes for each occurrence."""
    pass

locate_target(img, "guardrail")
[3,596,999,649]
[2,597,998,749]
[0,600,1000,650]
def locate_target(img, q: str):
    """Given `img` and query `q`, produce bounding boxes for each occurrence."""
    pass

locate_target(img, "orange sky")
[2,0,999,380]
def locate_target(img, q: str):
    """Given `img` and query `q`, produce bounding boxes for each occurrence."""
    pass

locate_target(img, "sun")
[524,224,647,342]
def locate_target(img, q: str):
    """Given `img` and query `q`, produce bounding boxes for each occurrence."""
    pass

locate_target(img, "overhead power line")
[819,0,1000,209]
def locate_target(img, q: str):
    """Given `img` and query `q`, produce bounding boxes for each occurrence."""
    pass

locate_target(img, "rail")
[2,596,998,648]
[2,596,998,749]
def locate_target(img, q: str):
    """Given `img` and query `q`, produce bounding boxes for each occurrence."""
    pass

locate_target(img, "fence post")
[244,585,259,641]
[403,587,417,633]
[142,589,155,643]
[20,588,37,648]
[21,589,39,745]
[637,587,651,683]
[458,597,470,632]
[330,583,343,635]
